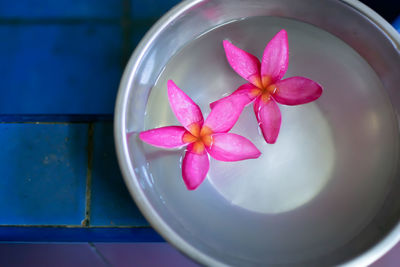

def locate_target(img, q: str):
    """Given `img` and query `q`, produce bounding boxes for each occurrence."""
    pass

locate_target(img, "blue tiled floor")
[90,122,148,226]
[393,16,400,32]
[0,0,122,19]
[0,24,123,115]
[130,23,154,51]
[0,0,179,117]
[0,123,88,225]
[131,0,181,19]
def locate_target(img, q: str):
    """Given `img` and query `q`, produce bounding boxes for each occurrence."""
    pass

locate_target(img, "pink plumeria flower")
[140,80,261,190]
[212,29,323,144]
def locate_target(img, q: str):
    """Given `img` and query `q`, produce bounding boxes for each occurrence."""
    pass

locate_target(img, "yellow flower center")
[182,124,213,154]
[250,75,277,103]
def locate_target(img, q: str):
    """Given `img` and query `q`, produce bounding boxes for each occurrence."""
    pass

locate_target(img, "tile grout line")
[0,114,113,124]
[82,123,94,227]
[0,224,151,228]
[0,18,119,24]
[0,17,157,25]
[89,242,113,267]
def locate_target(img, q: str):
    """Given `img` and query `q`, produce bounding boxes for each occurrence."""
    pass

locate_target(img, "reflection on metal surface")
[209,105,335,214]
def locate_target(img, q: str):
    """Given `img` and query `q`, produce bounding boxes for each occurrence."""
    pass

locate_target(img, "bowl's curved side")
[114,1,224,266]
[339,1,400,266]
[342,0,400,49]
[114,0,400,266]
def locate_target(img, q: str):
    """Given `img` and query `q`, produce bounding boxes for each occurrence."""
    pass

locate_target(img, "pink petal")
[205,84,259,133]
[207,133,261,162]
[254,98,282,144]
[261,29,289,84]
[139,126,187,148]
[167,80,204,132]
[210,83,259,109]
[273,76,323,106]
[182,145,210,190]
[223,40,262,87]
[204,100,242,134]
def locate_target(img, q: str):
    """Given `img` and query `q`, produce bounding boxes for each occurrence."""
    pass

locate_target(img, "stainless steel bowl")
[114,0,400,266]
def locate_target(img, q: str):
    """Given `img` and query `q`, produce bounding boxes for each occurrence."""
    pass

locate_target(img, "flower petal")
[205,84,258,133]
[261,29,289,84]
[273,76,323,106]
[254,98,282,144]
[210,83,259,109]
[223,40,262,87]
[139,126,187,148]
[207,133,261,161]
[204,100,242,134]
[182,145,210,190]
[167,80,204,132]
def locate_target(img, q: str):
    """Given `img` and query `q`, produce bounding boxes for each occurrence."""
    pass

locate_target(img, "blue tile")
[0,24,122,115]
[90,122,148,226]
[131,22,153,50]
[131,0,182,19]
[0,0,122,19]
[0,123,88,225]
[393,15,400,33]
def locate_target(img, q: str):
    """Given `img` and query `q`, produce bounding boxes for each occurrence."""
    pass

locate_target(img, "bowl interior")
[118,0,400,266]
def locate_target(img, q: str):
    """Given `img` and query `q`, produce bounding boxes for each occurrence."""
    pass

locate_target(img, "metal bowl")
[114,0,400,266]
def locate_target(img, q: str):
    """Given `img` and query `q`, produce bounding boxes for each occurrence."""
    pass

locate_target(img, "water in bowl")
[141,16,399,264]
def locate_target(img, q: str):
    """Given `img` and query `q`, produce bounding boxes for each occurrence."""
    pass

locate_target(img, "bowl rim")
[114,0,400,266]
